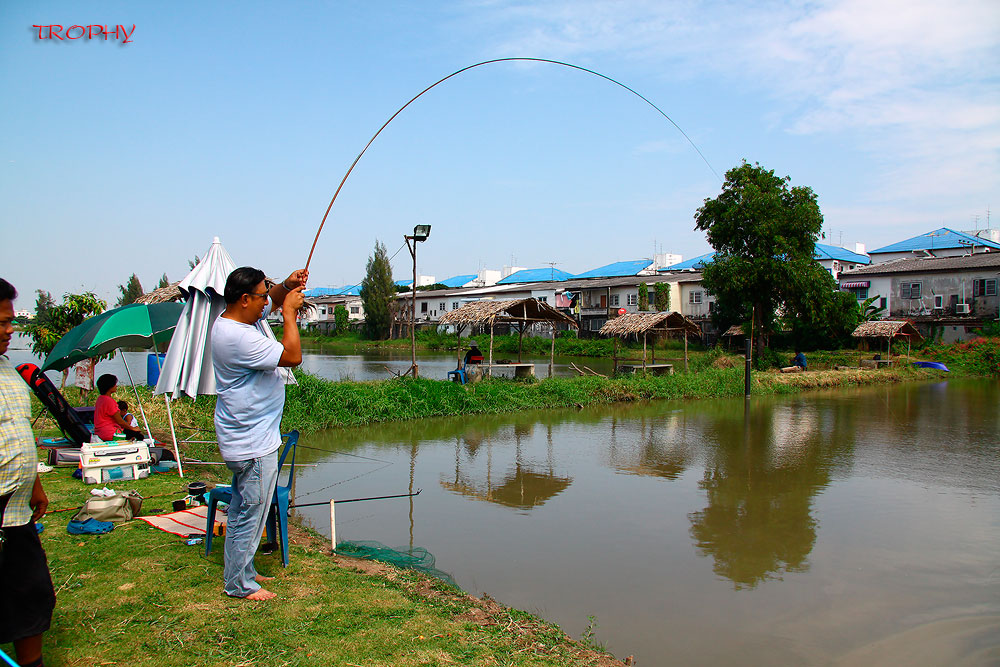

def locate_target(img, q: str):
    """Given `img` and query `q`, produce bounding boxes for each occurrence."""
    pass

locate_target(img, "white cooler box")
[81,441,152,484]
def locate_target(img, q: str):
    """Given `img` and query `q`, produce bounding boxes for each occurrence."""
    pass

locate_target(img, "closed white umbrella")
[155,236,294,398]
[154,237,295,473]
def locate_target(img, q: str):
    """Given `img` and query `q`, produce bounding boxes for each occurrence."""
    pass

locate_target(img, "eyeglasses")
[248,291,268,300]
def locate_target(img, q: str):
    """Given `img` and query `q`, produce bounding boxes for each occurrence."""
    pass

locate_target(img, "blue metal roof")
[870,228,1000,254]
[394,280,412,287]
[813,243,870,264]
[439,274,478,288]
[496,268,575,284]
[304,285,361,297]
[573,259,654,279]
[660,252,714,271]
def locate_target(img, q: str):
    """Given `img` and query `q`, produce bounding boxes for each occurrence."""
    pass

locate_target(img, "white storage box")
[81,441,152,485]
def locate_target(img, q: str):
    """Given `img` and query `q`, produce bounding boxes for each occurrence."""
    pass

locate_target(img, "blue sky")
[2,0,997,305]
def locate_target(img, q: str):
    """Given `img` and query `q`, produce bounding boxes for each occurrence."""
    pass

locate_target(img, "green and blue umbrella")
[41,302,184,373]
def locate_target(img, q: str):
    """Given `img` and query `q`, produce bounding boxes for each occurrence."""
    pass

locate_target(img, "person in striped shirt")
[0,278,56,667]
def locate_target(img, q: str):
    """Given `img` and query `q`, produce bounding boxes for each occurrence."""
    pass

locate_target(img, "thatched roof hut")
[439,299,577,328]
[599,311,700,372]
[599,311,700,338]
[851,320,922,340]
[852,320,922,359]
[136,282,184,304]
[439,298,578,376]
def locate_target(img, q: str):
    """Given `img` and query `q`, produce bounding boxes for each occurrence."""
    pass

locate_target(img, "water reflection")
[687,399,854,589]
[293,381,1000,664]
[441,422,572,510]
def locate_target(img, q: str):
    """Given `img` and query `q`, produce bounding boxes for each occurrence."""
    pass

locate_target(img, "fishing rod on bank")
[289,489,421,509]
[304,56,721,272]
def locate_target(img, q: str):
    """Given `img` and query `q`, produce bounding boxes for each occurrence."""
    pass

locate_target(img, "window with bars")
[611,294,620,307]
[452,302,459,310]
[900,282,921,299]
[627,294,637,306]
[689,291,703,304]
[973,278,997,297]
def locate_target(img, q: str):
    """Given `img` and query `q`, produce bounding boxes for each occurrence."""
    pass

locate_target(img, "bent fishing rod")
[304,56,720,271]
[289,489,421,509]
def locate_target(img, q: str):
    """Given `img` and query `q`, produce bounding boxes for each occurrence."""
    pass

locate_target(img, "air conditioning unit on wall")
[955,303,971,315]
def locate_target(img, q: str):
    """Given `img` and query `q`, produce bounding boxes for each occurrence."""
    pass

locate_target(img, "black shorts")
[0,523,56,643]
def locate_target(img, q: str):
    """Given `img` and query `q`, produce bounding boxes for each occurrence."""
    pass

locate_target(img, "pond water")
[5,333,629,383]
[292,379,1000,665]
[297,342,623,381]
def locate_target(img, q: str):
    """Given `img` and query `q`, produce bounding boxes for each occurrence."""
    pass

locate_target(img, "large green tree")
[360,240,395,340]
[695,161,836,351]
[116,273,144,307]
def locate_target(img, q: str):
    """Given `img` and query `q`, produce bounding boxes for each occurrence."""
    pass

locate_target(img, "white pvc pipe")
[330,499,337,551]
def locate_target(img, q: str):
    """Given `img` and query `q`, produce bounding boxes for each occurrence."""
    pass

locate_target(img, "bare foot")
[255,575,274,583]
[244,588,277,601]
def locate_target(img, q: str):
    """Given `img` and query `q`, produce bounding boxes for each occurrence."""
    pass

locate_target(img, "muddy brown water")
[293,379,1000,665]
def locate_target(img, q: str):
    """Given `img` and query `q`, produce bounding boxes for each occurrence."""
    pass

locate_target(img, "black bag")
[16,363,92,446]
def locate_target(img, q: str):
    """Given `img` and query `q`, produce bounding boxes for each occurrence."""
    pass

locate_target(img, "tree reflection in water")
[688,398,854,589]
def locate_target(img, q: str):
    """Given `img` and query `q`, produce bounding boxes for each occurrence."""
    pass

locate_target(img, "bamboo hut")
[439,299,578,377]
[136,282,184,304]
[599,311,701,373]
[851,320,922,363]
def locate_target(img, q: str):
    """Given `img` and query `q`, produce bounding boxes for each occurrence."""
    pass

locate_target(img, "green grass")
[5,469,618,667]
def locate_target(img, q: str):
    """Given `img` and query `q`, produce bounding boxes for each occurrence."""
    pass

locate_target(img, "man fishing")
[211,266,306,600]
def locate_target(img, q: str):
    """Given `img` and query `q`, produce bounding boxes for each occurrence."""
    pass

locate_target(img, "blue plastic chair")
[447,362,468,384]
[204,430,300,567]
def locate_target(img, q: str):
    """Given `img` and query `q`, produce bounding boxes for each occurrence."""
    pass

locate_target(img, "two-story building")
[867,227,1000,263]
[838,253,1000,342]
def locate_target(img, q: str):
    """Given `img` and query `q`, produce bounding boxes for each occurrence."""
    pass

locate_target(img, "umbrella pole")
[161,395,184,478]
[121,356,152,440]
[151,352,184,478]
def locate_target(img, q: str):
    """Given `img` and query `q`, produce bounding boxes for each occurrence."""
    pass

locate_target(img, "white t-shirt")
[211,301,285,461]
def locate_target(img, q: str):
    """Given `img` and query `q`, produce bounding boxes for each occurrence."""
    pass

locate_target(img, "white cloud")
[462,0,1000,221]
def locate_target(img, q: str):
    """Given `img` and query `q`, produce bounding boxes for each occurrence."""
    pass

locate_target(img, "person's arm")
[29,474,48,522]
[278,287,305,367]
[269,269,309,311]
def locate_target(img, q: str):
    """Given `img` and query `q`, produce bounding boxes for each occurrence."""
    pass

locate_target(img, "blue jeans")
[223,450,279,597]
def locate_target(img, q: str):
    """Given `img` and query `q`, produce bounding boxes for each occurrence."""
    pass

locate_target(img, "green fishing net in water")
[335,540,459,589]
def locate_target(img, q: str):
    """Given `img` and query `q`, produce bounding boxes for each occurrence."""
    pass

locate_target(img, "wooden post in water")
[488,324,494,377]
[549,324,556,378]
[613,336,619,374]
[684,330,689,372]
[642,332,647,372]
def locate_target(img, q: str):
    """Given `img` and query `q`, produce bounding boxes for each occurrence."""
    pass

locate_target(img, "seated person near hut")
[94,374,145,442]
[792,351,807,370]
[464,340,484,365]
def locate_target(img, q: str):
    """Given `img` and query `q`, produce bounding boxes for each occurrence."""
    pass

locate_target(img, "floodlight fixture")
[412,225,431,242]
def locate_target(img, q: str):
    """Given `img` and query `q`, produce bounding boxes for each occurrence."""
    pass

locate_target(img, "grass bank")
[6,470,621,667]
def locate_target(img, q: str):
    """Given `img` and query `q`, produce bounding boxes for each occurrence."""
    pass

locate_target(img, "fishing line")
[293,461,395,500]
[304,56,721,271]
[293,441,393,463]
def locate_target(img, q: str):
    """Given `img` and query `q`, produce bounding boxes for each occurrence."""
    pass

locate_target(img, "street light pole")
[404,224,431,378]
